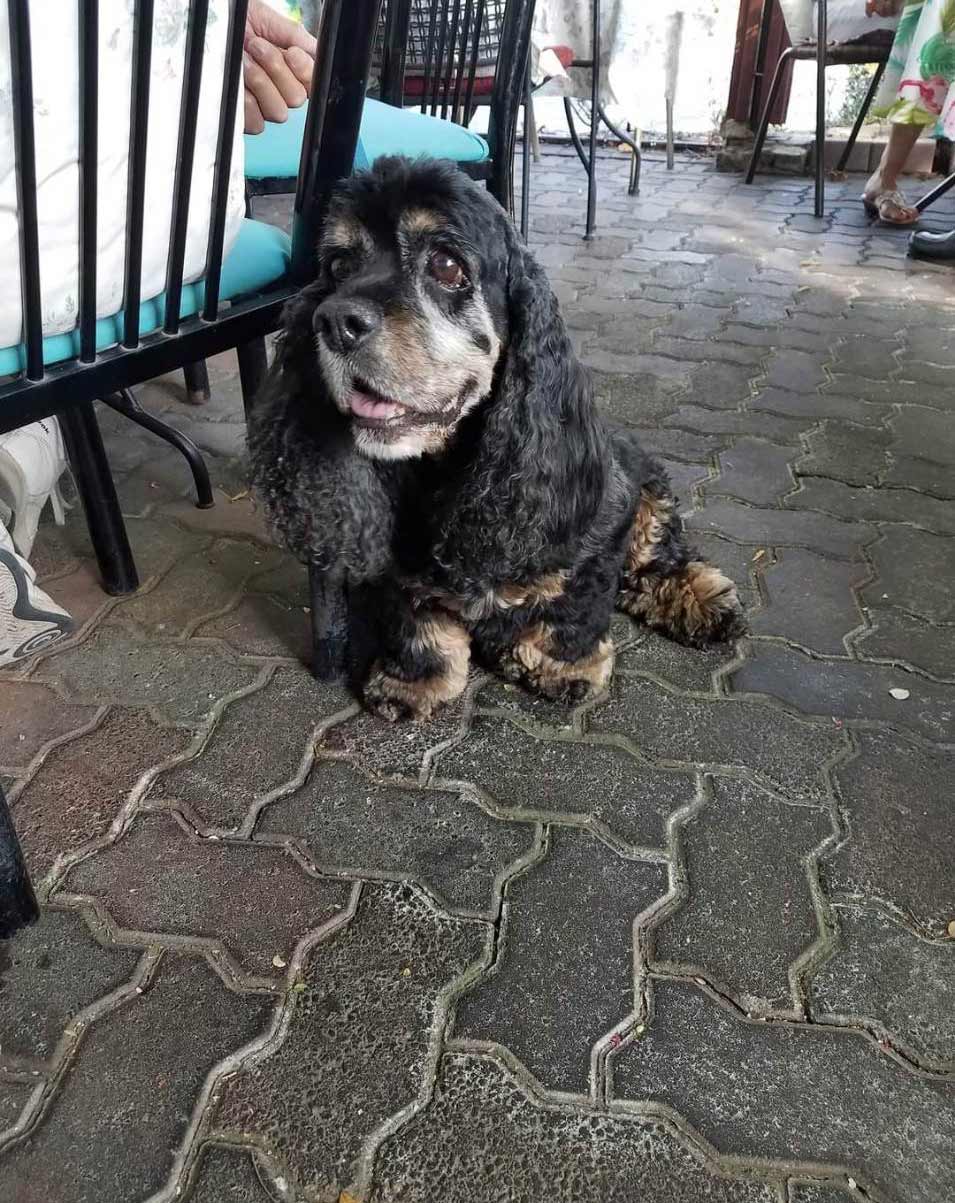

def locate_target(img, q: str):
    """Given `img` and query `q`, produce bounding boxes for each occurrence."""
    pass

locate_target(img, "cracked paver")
[3,152,954,1200]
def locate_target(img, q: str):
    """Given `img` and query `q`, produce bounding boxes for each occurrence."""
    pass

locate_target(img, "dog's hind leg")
[364,604,471,723]
[617,483,745,647]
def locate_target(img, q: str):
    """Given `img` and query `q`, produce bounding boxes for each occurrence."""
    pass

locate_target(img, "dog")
[249,157,745,721]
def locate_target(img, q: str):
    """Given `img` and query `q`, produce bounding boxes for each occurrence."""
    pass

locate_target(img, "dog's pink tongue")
[349,391,404,420]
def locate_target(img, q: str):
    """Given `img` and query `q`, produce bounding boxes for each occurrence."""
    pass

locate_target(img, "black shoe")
[908,228,955,261]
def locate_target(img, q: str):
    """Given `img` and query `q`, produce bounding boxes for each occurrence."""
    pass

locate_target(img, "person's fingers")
[243,51,289,124]
[283,45,314,94]
[246,36,307,108]
[244,89,265,134]
[253,5,318,57]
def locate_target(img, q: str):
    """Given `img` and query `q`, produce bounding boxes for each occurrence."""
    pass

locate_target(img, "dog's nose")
[313,298,381,354]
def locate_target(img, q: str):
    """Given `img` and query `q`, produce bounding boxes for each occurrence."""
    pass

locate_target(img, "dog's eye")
[427,250,467,290]
[327,254,355,282]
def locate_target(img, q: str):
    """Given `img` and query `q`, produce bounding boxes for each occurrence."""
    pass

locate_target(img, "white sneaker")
[0,417,69,559]
[0,522,74,666]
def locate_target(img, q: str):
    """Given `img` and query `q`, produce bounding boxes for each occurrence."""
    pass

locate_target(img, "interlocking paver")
[810,905,955,1067]
[654,777,830,1013]
[750,386,889,426]
[0,909,139,1066]
[708,438,795,505]
[435,712,693,851]
[255,759,533,917]
[588,674,846,800]
[689,498,874,559]
[188,1145,275,1201]
[0,683,98,770]
[453,829,665,1092]
[858,527,955,623]
[210,882,487,1201]
[749,548,867,654]
[825,731,954,937]
[33,624,261,725]
[11,707,192,878]
[616,628,738,692]
[0,955,271,1203]
[854,608,955,678]
[731,642,954,742]
[371,1053,780,1202]
[612,979,955,1203]
[154,664,350,830]
[786,476,955,534]
[61,811,351,981]
[796,422,892,488]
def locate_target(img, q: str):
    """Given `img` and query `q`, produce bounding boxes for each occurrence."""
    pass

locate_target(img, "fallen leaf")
[751,548,766,562]
[339,1193,361,1203]
[888,687,910,700]
[272,955,287,969]
[947,920,955,939]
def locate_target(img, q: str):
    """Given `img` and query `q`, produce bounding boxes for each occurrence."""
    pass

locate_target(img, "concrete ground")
[1,147,954,1203]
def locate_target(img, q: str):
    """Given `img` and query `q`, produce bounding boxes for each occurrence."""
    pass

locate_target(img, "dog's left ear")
[473,230,607,560]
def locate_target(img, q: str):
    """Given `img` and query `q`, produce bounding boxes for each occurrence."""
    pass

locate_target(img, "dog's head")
[297,157,521,461]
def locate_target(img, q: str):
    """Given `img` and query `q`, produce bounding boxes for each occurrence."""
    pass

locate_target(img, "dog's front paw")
[499,627,615,704]
[363,668,441,723]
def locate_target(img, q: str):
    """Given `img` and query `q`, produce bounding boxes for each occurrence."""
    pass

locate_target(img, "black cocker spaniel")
[249,157,744,721]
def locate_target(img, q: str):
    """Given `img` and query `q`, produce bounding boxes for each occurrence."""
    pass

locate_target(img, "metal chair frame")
[0,0,384,936]
[744,0,892,218]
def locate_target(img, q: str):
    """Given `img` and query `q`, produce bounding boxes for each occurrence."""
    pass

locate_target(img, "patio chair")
[244,0,536,228]
[0,0,383,935]
[744,0,894,217]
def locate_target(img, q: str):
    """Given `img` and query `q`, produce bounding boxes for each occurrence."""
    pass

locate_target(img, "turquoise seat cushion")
[243,96,489,181]
[0,218,290,376]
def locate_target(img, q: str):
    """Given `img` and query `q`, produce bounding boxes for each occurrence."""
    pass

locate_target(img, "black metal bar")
[597,102,640,196]
[164,0,210,335]
[0,782,39,939]
[836,57,885,173]
[101,388,214,509]
[123,0,155,348]
[585,0,601,239]
[462,0,486,121]
[380,0,412,106]
[309,562,349,680]
[748,0,775,130]
[451,0,474,124]
[564,98,590,175]
[237,337,269,421]
[59,401,139,595]
[420,4,440,115]
[203,0,249,322]
[521,65,531,240]
[439,0,462,120]
[183,359,211,403]
[78,0,99,363]
[0,290,292,435]
[744,45,796,184]
[292,0,383,285]
[915,169,955,213]
[487,0,534,212]
[8,0,43,380]
[430,9,451,117]
[815,0,827,218]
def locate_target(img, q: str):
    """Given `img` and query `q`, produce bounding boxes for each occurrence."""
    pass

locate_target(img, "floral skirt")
[872,0,955,136]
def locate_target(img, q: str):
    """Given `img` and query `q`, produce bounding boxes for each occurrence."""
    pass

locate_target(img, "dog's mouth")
[345,378,473,435]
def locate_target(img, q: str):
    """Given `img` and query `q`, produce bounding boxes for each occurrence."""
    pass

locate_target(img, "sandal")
[861,187,919,226]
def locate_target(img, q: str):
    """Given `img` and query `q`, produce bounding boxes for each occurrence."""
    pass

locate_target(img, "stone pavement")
[2,148,954,1202]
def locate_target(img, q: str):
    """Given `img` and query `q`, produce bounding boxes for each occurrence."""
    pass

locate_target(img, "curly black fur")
[249,157,744,718]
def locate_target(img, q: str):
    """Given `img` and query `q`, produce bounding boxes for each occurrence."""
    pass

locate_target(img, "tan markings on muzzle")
[374,310,437,384]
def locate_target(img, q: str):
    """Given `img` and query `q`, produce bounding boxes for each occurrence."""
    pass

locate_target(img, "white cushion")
[778,0,898,45]
[0,0,245,350]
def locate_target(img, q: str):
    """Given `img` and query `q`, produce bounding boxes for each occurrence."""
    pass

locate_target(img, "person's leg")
[863,123,923,223]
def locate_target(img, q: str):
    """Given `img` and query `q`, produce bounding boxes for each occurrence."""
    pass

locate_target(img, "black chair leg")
[182,359,211,405]
[0,781,38,938]
[815,0,828,218]
[597,102,641,195]
[309,562,349,681]
[745,46,797,185]
[60,401,139,596]
[836,58,886,173]
[916,168,955,212]
[237,337,269,421]
[585,0,601,240]
[101,388,214,510]
[521,69,532,241]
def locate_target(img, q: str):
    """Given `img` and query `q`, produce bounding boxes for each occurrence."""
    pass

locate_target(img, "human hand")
[244,0,318,134]
[865,0,904,18]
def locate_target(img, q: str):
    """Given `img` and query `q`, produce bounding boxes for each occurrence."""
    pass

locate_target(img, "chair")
[0,0,383,933]
[245,0,536,227]
[744,0,894,217]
